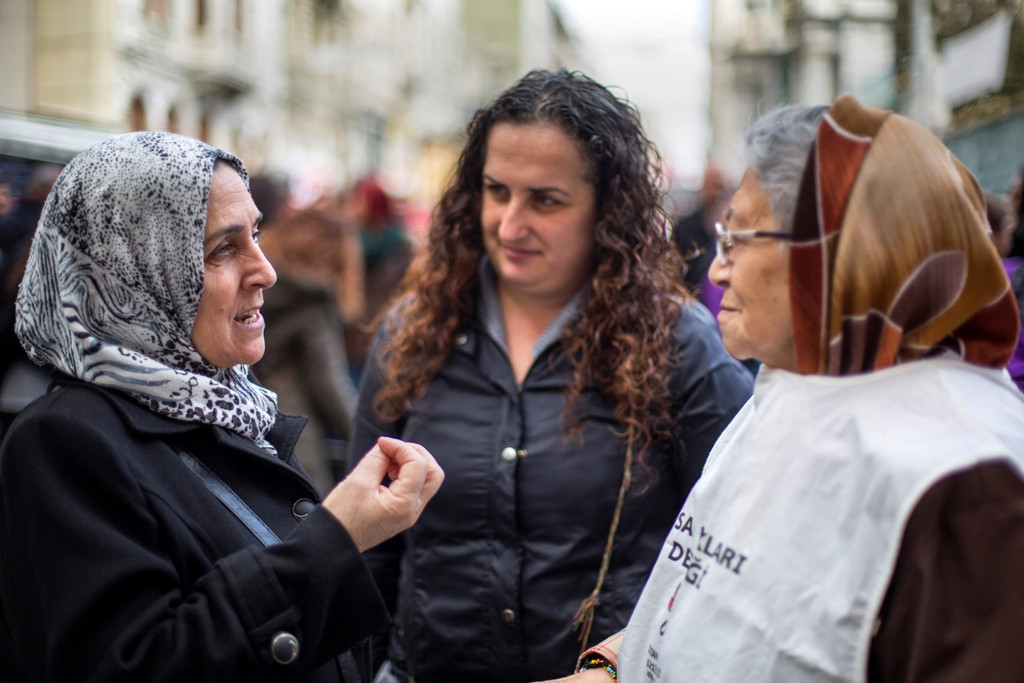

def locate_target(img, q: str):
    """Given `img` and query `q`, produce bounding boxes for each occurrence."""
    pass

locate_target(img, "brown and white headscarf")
[789,94,1019,376]
[16,132,280,450]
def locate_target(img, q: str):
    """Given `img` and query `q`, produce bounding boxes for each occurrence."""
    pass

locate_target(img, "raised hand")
[323,437,444,552]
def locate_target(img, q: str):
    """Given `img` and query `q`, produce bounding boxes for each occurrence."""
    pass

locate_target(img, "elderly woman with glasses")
[552,96,1024,683]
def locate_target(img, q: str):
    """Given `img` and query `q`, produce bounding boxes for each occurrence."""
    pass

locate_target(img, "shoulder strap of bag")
[176,446,365,683]
[177,447,281,547]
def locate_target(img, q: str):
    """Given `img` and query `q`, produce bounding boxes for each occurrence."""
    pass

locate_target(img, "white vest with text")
[619,360,1024,683]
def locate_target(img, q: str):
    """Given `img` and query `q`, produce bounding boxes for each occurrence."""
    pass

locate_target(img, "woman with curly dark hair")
[349,70,752,683]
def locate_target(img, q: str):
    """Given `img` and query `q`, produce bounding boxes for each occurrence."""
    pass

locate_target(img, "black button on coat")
[0,373,390,683]
[350,302,754,682]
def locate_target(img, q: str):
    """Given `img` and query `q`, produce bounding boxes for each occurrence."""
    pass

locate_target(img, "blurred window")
[313,0,341,42]
[200,111,212,143]
[196,0,207,29]
[314,0,340,20]
[235,0,244,34]
[130,97,147,132]
[145,0,167,17]
[167,106,179,134]
[144,0,168,29]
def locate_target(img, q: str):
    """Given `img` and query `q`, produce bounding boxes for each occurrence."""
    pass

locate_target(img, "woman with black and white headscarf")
[0,132,443,683]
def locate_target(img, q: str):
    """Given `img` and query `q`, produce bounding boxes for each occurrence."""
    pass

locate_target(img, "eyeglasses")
[713,221,794,265]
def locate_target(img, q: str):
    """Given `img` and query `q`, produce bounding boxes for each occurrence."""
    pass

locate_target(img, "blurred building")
[0,0,579,206]
[461,0,583,109]
[709,0,897,178]
[389,0,583,231]
[386,0,582,217]
[896,0,1024,192]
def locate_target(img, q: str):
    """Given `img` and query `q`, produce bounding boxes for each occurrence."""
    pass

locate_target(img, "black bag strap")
[177,446,364,682]
[177,448,281,547]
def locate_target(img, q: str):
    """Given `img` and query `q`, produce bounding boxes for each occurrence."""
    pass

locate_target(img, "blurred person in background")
[248,172,292,231]
[350,69,752,683]
[672,167,761,375]
[555,96,1024,683]
[344,177,412,385]
[0,174,13,218]
[1008,167,1024,258]
[985,192,1024,391]
[1007,169,1024,313]
[0,133,443,682]
[0,163,62,279]
[255,203,364,493]
[671,165,728,309]
[0,163,62,433]
[990,191,1017,258]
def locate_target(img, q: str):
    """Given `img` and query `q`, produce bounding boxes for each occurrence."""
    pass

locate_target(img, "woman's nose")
[248,245,277,290]
[708,255,728,289]
[497,199,530,243]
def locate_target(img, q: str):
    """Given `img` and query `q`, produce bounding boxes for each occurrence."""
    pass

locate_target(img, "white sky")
[555,0,711,188]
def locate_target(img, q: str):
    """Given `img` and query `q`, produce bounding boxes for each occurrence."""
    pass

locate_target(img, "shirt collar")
[476,255,586,361]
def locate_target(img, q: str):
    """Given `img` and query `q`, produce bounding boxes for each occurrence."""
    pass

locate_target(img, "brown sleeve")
[868,461,1024,683]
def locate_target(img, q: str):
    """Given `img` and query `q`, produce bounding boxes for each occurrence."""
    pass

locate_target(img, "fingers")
[348,443,391,486]
[322,438,442,553]
[348,438,439,495]
[402,440,432,460]
[383,438,444,500]
[397,440,440,476]
[418,447,444,499]
[376,437,445,504]
[376,437,429,501]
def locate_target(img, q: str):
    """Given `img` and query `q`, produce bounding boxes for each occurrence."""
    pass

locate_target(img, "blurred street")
[2,0,1024,472]
[3,1,1023,214]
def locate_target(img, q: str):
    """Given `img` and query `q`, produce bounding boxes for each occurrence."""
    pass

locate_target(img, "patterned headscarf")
[16,132,280,450]
[789,94,1019,376]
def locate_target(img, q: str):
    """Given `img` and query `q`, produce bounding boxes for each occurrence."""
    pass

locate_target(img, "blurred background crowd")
[2,0,1024,491]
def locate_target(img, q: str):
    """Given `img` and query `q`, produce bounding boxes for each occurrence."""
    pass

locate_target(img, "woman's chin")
[717,314,743,354]
[205,340,265,369]
[236,343,266,367]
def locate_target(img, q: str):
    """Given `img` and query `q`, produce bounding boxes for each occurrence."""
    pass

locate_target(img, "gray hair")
[742,105,828,233]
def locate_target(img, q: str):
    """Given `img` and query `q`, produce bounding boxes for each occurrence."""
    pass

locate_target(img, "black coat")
[350,301,753,682]
[0,373,390,682]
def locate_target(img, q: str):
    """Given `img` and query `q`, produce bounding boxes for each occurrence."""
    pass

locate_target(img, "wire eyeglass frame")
[713,221,794,265]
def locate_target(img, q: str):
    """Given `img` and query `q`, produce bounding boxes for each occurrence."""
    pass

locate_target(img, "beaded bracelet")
[579,655,618,680]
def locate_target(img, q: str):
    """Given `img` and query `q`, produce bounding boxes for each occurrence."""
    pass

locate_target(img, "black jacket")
[350,301,753,682]
[0,373,390,683]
